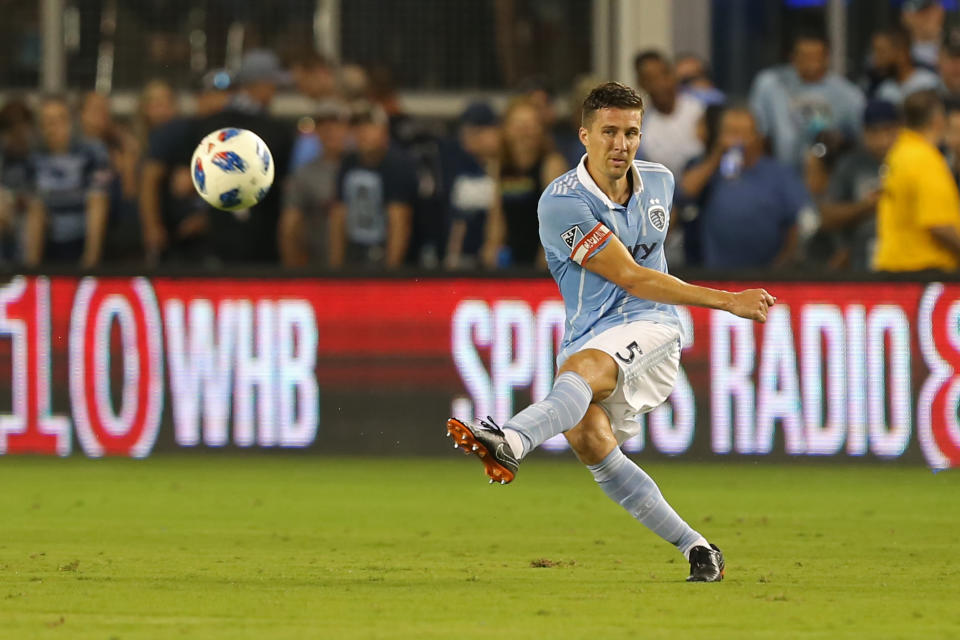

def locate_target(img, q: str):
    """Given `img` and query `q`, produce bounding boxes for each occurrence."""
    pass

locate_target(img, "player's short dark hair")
[903,90,943,129]
[581,82,644,127]
[634,49,669,74]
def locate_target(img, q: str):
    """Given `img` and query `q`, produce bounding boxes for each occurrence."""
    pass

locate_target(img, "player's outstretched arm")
[585,235,775,322]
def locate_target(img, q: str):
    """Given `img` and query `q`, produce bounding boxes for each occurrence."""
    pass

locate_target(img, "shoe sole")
[687,561,725,582]
[446,418,516,485]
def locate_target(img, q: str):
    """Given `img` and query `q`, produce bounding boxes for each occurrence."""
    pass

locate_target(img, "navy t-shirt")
[699,157,811,268]
[336,147,417,248]
[28,138,110,245]
[441,142,495,258]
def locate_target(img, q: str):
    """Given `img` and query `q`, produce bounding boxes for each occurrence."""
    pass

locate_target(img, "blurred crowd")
[5,0,960,273]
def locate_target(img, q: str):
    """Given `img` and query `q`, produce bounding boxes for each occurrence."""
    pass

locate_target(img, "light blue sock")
[503,371,593,457]
[588,447,706,557]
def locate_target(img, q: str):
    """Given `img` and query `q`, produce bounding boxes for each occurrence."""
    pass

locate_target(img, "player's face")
[580,107,642,181]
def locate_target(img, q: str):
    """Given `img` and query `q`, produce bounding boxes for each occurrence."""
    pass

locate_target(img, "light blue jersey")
[539,155,681,366]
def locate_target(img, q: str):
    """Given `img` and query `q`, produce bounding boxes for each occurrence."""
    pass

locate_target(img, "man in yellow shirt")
[874,90,960,272]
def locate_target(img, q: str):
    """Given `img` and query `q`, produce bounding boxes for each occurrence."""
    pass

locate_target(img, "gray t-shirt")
[283,156,339,265]
[826,149,881,270]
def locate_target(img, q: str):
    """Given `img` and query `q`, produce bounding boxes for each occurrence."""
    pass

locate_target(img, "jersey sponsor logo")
[211,151,247,173]
[648,204,667,232]
[571,223,612,265]
[636,242,658,261]
[561,226,584,250]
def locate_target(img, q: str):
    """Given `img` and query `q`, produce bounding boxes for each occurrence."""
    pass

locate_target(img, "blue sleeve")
[538,192,612,265]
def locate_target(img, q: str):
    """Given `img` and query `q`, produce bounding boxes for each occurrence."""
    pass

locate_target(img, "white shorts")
[579,321,681,444]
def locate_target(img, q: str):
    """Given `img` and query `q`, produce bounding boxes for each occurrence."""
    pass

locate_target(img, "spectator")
[749,31,864,171]
[136,79,179,148]
[24,95,110,267]
[680,106,812,269]
[102,120,143,263]
[443,101,500,270]
[195,69,234,117]
[79,92,112,144]
[329,102,417,269]
[0,99,35,263]
[817,100,899,270]
[902,0,945,71]
[139,71,231,265]
[555,74,600,169]
[675,103,725,267]
[634,50,705,177]
[481,97,567,269]
[675,52,726,106]
[875,90,960,272]
[279,100,350,267]
[801,130,853,267]
[188,49,294,265]
[944,99,960,182]
[288,49,340,171]
[872,26,941,105]
[518,75,560,141]
[939,29,960,101]
[289,49,338,101]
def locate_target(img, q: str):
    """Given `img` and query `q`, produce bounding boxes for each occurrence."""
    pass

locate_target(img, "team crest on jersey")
[561,226,584,250]
[647,205,667,232]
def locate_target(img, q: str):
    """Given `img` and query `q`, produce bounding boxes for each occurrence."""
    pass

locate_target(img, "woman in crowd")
[482,97,567,269]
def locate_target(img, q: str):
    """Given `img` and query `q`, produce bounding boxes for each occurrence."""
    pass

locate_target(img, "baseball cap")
[234,49,291,87]
[459,101,498,127]
[863,100,900,127]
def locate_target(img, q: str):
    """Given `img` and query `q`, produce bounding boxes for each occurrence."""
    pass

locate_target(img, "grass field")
[0,456,958,639]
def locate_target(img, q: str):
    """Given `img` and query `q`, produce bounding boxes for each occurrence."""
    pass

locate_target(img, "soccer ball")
[190,128,275,211]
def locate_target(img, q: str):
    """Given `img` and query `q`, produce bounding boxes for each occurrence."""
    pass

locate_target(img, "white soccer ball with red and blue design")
[190,127,274,211]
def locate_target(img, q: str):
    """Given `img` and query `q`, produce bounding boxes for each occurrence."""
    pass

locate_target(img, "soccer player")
[446,82,774,583]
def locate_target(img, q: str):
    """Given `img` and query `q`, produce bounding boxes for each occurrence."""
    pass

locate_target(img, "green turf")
[0,456,957,639]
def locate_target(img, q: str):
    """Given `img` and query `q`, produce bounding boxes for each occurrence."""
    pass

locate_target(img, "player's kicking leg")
[447,320,723,581]
[564,405,724,582]
[447,347,612,483]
